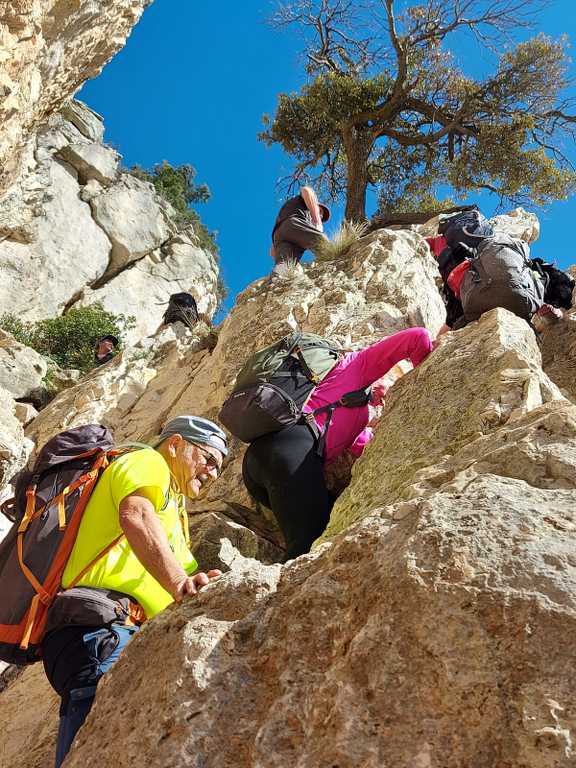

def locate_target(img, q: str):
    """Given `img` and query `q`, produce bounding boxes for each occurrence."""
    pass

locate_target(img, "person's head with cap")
[154,415,228,499]
[94,334,119,361]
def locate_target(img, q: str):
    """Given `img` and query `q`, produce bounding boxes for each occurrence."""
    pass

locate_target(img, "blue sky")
[79,0,576,312]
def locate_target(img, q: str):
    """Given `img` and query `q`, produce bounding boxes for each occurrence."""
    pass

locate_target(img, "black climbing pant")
[242,423,335,561]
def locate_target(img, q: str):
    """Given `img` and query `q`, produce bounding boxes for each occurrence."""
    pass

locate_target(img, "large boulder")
[323,308,564,539]
[0,155,112,317]
[90,174,176,273]
[58,141,120,186]
[0,0,150,196]
[0,329,48,400]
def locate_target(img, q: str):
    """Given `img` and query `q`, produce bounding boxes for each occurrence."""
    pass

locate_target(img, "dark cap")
[95,334,119,347]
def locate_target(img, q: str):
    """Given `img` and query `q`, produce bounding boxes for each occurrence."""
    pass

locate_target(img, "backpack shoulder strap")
[308,386,372,456]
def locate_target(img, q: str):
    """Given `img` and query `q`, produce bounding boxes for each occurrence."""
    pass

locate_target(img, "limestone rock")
[0,157,112,318]
[490,206,540,243]
[65,468,576,767]
[59,101,105,143]
[0,329,48,399]
[58,142,120,185]
[0,385,31,489]
[0,0,150,195]
[14,402,39,427]
[0,665,58,768]
[77,230,220,343]
[0,102,220,338]
[323,309,565,539]
[188,511,284,571]
[540,310,576,404]
[90,174,176,274]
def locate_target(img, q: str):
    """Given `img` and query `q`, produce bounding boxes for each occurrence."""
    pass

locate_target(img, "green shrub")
[0,314,34,347]
[314,220,370,262]
[0,304,134,374]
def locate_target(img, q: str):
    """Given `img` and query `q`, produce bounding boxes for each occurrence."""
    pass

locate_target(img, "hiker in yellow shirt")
[41,415,228,768]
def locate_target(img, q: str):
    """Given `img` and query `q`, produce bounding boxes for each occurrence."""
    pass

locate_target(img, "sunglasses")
[196,446,222,476]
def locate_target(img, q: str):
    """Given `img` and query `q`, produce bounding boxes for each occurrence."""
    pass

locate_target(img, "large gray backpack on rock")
[459,233,545,324]
[219,332,371,453]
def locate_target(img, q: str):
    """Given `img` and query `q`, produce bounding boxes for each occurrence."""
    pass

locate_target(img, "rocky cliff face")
[0,99,220,341]
[30,308,576,768]
[3,203,576,768]
[0,0,151,195]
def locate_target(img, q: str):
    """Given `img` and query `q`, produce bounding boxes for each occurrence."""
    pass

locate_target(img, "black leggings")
[242,423,334,560]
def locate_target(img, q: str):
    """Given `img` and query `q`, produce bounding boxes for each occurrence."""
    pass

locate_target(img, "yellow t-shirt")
[62,448,197,618]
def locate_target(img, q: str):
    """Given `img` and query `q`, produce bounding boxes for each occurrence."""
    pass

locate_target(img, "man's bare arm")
[300,186,323,229]
[119,493,188,599]
[119,492,219,601]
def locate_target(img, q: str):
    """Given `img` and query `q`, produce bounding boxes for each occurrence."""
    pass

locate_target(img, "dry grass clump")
[314,220,370,262]
[271,258,305,280]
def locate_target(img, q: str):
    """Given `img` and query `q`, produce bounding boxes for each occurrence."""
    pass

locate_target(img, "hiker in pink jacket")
[242,327,433,560]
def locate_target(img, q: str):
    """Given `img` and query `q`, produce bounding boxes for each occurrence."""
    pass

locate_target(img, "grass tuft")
[314,220,370,262]
[271,259,305,280]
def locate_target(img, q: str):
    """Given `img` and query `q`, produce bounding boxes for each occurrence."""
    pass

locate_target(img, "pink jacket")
[303,327,433,462]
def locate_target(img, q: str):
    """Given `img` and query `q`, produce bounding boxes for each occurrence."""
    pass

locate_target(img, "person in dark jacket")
[93,335,119,366]
[271,186,330,267]
[161,293,199,329]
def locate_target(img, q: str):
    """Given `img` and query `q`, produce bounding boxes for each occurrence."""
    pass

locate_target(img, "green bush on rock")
[0,304,134,374]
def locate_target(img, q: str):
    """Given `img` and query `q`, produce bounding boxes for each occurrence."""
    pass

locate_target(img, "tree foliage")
[0,304,134,374]
[261,0,576,220]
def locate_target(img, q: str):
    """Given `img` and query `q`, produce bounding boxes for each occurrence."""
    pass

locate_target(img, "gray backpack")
[0,425,139,665]
[219,332,370,452]
[460,233,545,323]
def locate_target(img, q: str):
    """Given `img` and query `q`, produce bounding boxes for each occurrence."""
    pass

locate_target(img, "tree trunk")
[343,129,373,222]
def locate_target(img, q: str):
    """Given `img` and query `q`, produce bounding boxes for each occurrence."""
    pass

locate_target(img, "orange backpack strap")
[68,533,125,590]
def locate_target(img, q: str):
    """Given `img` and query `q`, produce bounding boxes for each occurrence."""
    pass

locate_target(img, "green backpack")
[219,332,370,452]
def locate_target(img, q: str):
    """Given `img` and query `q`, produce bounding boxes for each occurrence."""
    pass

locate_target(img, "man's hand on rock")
[173,569,222,602]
